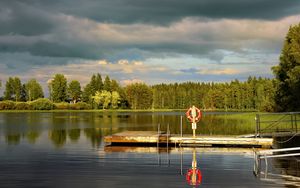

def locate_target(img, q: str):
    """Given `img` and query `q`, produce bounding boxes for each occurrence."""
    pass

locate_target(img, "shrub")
[70,102,92,110]
[30,98,54,110]
[54,102,70,110]
[15,102,32,110]
[0,100,15,110]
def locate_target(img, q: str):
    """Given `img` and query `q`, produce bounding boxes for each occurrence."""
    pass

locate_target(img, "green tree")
[14,77,22,101]
[25,79,44,101]
[111,91,121,109]
[82,84,92,103]
[82,74,103,104]
[103,76,111,92]
[90,73,103,93]
[4,77,22,101]
[92,90,111,109]
[125,83,153,109]
[110,79,120,91]
[272,23,300,111]
[4,77,14,100]
[50,74,67,102]
[68,80,81,103]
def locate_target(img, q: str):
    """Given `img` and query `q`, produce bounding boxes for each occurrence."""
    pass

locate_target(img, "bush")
[54,102,70,110]
[0,100,15,110]
[30,98,54,110]
[70,102,92,110]
[15,102,32,110]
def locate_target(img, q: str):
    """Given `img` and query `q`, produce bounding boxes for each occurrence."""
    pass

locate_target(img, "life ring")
[186,107,202,123]
[186,168,202,185]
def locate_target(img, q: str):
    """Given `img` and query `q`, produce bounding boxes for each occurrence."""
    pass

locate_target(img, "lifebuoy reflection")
[185,148,202,186]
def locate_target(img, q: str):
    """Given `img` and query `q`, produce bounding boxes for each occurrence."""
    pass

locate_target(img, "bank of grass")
[214,111,298,132]
[0,99,179,112]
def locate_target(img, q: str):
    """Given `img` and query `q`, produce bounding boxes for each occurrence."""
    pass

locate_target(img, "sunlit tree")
[50,74,67,102]
[68,80,81,103]
[111,91,121,109]
[92,90,111,109]
[25,79,44,101]
[272,23,300,111]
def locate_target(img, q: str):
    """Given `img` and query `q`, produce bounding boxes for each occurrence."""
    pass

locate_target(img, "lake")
[0,111,299,187]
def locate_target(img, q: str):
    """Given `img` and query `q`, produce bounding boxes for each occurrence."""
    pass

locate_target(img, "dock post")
[157,123,160,148]
[180,115,183,146]
[291,112,294,132]
[180,115,183,138]
[157,123,161,165]
[255,114,260,138]
[295,114,298,132]
[167,123,169,151]
[180,146,183,175]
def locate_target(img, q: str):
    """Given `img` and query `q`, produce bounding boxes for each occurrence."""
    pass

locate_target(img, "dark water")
[0,112,299,187]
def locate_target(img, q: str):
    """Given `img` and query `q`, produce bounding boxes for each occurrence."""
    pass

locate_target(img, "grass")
[0,109,179,113]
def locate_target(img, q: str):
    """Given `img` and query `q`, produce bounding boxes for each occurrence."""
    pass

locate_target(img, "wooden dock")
[104,131,273,148]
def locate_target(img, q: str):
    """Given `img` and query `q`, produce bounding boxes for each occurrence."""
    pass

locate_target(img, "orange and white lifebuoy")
[186,168,202,185]
[186,106,202,123]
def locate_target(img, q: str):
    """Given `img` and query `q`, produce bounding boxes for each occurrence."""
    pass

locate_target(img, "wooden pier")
[104,131,273,148]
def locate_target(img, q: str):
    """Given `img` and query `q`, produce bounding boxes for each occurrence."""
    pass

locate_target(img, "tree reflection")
[68,129,81,142]
[49,130,67,148]
[84,128,102,147]
[6,134,21,145]
[26,131,40,144]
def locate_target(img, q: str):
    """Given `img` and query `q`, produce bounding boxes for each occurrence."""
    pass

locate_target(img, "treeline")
[152,77,276,111]
[0,73,154,110]
[0,74,276,111]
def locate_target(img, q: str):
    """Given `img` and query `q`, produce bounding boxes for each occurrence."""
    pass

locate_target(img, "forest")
[0,74,277,111]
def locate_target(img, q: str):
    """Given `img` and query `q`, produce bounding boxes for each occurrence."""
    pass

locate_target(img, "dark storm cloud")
[20,0,300,25]
[0,1,55,36]
[0,0,299,74]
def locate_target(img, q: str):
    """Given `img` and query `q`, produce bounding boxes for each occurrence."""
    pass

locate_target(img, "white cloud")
[198,68,240,75]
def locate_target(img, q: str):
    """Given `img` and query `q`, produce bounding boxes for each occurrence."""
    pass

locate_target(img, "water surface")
[0,112,299,187]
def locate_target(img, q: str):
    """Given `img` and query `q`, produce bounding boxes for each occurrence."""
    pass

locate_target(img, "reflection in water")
[1,111,255,147]
[68,129,81,142]
[49,129,67,148]
[185,148,202,187]
[84,128,102,147]
[6,134,21,145]
[258,157,300,187]
[1,112,256,147]
[26,131,39,144]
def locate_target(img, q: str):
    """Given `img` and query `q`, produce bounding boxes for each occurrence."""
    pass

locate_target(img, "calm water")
[0,112,299,187]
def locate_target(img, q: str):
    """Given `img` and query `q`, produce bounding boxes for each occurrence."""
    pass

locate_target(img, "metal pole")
[180,115,183,138]
[295,114,298,133]
[291,113,294,131]
[167,123,170,166]
[167,123,169,150]
[255,114,260,138]
[193,129,196,138]
[180,146,183,175]
[157,123,160,148]
[157,123,160,166]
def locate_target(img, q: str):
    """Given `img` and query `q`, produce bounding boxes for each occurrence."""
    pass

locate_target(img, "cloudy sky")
[0,0,300,92]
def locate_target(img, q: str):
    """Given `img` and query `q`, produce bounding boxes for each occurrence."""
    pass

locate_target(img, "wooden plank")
[104,131,273,148]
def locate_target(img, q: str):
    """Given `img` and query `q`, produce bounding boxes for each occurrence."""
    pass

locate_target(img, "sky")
[0,0,300,93]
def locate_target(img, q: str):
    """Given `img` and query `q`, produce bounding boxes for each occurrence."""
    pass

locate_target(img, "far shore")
[0,109,258,113]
